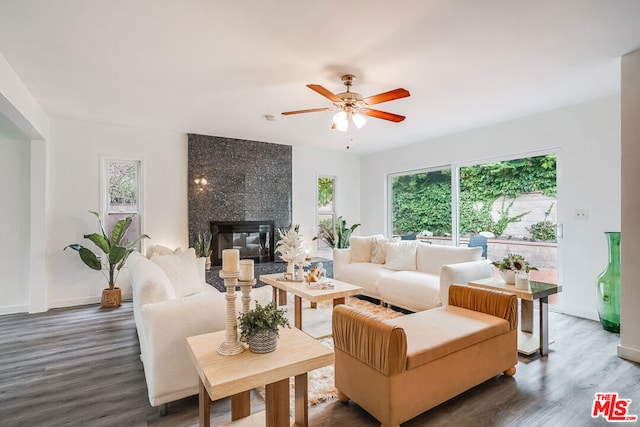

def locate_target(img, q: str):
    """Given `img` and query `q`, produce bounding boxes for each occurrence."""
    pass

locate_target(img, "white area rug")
[258,296,404,407]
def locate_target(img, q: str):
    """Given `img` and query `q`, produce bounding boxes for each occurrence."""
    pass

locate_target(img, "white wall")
[292,146,360,255]
[360,96,621,320]
[620,49,640,362]
[45,120,356,308]
[0,114,30,314]
[47,118,188,308]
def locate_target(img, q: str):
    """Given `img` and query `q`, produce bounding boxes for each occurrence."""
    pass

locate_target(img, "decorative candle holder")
[217,270,244,356]
[238,279,256,313]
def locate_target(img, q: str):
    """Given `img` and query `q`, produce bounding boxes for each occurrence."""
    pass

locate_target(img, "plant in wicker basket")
[64,211,149,308]
[238,301,291,353]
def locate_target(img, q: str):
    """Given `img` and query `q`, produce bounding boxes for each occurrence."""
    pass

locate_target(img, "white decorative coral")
[275,226,307,265]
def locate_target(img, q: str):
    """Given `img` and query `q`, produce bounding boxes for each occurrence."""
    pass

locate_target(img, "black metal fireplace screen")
[210,221,275,266]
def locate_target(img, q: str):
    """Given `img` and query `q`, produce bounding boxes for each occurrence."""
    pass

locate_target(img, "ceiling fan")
[282,74,410,131]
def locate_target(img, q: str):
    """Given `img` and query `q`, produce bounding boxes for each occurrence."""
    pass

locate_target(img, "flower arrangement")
[275,225,307,265]
[492,253,538,273]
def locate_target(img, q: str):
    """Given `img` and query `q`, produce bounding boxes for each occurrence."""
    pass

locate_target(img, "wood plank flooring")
[0,301,638,426]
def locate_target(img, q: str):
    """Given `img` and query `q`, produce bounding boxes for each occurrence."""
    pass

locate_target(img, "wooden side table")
[467,277,562,356]
[260,273,362,332]
[186,326,334,427]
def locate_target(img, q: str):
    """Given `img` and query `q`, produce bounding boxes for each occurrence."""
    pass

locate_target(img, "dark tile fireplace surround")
[187,134,331,291]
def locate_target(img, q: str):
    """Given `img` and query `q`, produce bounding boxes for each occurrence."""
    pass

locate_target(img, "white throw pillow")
[350,235,383,263]
[146,244,180,259]
[127,252,177,306]
[151,247,203,297]
[384,241,418,271]
[371,236,401,264]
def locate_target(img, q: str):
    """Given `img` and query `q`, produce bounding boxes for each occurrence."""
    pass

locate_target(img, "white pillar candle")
[239,259,254,281]
[222,249,240,272]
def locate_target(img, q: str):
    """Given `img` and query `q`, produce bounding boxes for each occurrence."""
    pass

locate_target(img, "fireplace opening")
[210,221,275,266]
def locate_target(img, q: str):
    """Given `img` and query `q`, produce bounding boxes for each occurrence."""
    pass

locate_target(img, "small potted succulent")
[492,253,538,286]
[238,301,290,353]
[194,231,213,271]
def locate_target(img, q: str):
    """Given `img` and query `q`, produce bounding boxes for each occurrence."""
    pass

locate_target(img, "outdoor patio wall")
[360,96,621,321]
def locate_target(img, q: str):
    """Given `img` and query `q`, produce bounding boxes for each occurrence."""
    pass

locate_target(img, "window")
[103,158,143,249]
[389,167,453,246]
[317,176,336,248]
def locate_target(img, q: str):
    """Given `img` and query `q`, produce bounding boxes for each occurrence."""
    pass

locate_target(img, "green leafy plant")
[528,203,556,241]
[492,253,539,273]
[64,211,149,289]
[238,301,291,339]
[194,231,212,257]
[313,216,361,248]
[490,197,530,236]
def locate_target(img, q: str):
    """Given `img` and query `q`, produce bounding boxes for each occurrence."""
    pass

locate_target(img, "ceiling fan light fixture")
[335,118,349,132]
[332,110,347,126]
[352,112,367,129]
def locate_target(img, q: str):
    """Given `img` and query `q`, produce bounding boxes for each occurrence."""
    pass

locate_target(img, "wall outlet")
[575,208,589,220]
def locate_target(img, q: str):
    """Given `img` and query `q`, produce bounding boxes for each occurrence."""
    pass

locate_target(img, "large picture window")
[103,158,143,250]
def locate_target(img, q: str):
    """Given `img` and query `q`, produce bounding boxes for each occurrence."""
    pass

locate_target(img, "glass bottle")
[596,232,621,333]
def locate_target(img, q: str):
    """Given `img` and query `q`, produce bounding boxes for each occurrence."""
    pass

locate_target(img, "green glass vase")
[596,232,621,332]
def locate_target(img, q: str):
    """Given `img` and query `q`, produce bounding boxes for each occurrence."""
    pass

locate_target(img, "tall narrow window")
[317,176,336,248]
[104,159,143,249]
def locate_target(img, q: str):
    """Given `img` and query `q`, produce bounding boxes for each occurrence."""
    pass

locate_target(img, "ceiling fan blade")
[363,88,410,106]
[307,84,342,103]
[361,108,406,123]
[281,107,330,115]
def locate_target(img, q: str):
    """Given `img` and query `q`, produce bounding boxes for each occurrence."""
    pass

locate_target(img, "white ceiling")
[1,1,639,154]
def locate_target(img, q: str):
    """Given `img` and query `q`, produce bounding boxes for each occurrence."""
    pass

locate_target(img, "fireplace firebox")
[210,221,275,266]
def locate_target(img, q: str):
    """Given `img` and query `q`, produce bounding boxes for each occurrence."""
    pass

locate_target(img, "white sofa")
[333,235,494,312]
[126,248,271,411]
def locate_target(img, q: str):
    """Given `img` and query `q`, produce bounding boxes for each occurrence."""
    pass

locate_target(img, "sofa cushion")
[337,262,395,298]
[384,241,418,271]
[151,248,203,297]
[378,271,441,312]
[350,235,383,263]
[416,244,482,274]
[385,305,510,369]
[128,252,177,306]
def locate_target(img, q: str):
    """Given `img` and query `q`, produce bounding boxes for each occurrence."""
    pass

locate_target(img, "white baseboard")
[0,304,30,315]
[50,290,133,309]
[562,304,599,321]
[618,345,640,363]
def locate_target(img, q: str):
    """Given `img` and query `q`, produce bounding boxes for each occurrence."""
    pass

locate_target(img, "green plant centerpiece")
[194,231,213,270]
[64,211,149,308]
[238,301,291,353]
[492,253,538,285]
[313,215,361,249]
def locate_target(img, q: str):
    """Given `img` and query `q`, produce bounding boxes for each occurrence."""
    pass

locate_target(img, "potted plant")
[313,215,361,249]
[492,253,538,285]
[194,231,213,271]
[238,301,290,353]
[64,211,149,308]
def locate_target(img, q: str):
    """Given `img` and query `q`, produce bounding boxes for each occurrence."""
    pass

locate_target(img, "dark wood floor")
[1,301,638,427]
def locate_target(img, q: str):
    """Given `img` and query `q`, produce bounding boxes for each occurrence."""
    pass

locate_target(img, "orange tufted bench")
[332,284,518,427]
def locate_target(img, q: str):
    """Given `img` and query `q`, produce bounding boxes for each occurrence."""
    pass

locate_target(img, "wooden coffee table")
[186,327,334,427]
[259,273,363,331]
[467,277,562,356]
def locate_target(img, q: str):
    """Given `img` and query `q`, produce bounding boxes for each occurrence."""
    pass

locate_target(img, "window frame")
[317,174,337,249]
[100,156,144,252]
